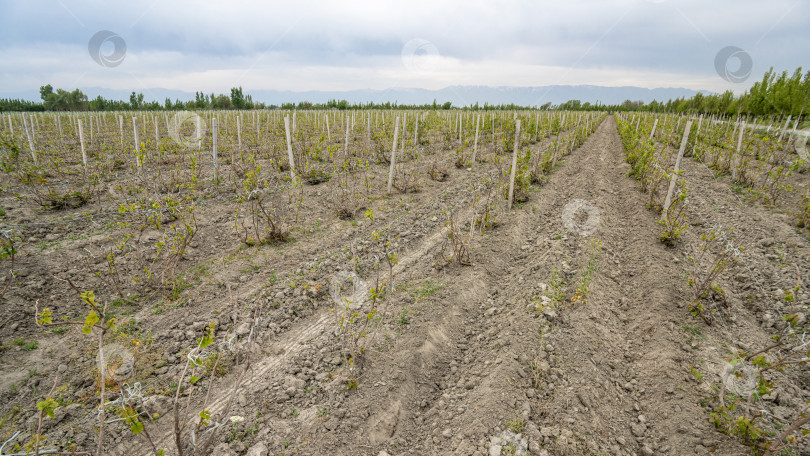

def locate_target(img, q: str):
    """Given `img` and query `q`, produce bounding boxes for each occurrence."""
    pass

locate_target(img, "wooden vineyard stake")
[491,115,495,148]
[732,122,745,181]
[22,114,37,165]
[326,115,331,141]
[133,117,141,169]
[237,115,242,151]
[78,119,87,166]
[649,119,658,140]
[284,115,297,183]
[661,120,692,220]
[344,120,350,160]
[212,118,219,183]
[471,113,481,165]
[236,115,242,163]
[154,120,159,156]
[118,115,124,150]
[507,120,522,209]
[387,117,400,195]
[457,112,462,145]
[196,116,202,150]
[29,114,36,143]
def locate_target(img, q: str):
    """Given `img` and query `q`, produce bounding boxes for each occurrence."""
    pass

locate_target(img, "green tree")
[212,94,232,109]
[129,92,144,110]
[39,84,53,101]
[230,86,246,109]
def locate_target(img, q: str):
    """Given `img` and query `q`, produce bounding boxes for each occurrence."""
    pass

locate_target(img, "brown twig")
[198,300,262,456]
[744,340,784,362]
[764,402,810,456]
[34,374,60,456]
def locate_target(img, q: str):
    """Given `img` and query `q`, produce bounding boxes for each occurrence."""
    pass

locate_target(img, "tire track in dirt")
[529,116,749,455]
[110,193,480,455]
[107,123,603,456]
[638,124,810,455]
[296,120,610,455]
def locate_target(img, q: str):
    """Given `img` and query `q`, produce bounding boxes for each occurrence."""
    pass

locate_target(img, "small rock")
[211,443,237,456]
[236,322,251,337]
[229,440,246,453]
[143,395,172,419]
[246,442,269,456]
[577,392,590,408]
[631,423,646,437]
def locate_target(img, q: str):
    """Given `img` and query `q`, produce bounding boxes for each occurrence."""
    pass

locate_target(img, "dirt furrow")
[526,116,749,455]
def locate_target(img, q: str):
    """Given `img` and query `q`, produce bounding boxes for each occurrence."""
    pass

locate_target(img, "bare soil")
[1,115,808,456]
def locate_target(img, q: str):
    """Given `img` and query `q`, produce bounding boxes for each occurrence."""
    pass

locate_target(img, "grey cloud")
[0,0,806,96]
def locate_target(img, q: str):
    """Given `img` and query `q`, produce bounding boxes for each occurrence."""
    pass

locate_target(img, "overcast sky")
[0,0,806,97]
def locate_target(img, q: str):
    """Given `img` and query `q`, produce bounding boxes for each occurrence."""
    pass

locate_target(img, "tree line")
[1,67,807,122]
[561,67,809,122]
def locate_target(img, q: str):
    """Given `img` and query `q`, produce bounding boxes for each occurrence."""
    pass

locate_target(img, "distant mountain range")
[1,85,712,107]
